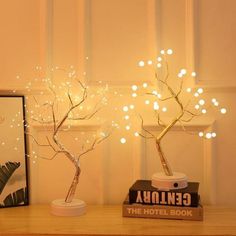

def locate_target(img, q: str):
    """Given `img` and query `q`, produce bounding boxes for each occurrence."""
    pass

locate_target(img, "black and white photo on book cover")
[0,96,28,208]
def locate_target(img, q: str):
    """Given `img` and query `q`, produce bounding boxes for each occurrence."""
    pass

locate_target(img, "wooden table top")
[0,205,236,236]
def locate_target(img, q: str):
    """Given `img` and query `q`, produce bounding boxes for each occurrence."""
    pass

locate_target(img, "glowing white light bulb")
[195,104,200,110]
[129,104,134,109]
[191,72,197,77]
[157,94,162,99]
[199,132,204,137]
[123,106,129,112]
[131,85,138,91]
[206,133,212,139]
[157,57,162,62]
[214,101,219,106]
[212,132,216,138]
[162,107,167,112]
[145,100,150,105]
[186,88,192,93]
[138,61,145,67]
[157,63,162,68]
[201,109,207,114]
[152,90,158,95]
[194,92,199,97]
[120,138,126,144]
[220,108,227,114]
[153,102,159,110]
[147,60,153,65]
[143,83,148,88]
[212,98,217,103]
[124,115,130,120]
[132,93,137,98]
[125,125,131,130]
[134,132,139,137]
[197,88,203,94]
[180,69,187,75]
[160,50,165,55]
[178,73,183,78]
[167,49,173,55]
[199,99,205,106]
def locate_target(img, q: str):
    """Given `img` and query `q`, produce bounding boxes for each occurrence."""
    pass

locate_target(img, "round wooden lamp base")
[51,199,86,216]
[152,172,188,190]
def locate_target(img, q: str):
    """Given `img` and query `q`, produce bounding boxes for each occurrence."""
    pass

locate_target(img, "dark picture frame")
[0,96,29,208]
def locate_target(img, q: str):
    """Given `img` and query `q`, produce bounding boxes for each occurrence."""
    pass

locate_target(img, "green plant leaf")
[0,162,21,194]
[1,187,28,207]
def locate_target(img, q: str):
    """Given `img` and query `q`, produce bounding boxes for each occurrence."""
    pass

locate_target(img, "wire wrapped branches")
[27,72,111,203]
[133,50,227,176]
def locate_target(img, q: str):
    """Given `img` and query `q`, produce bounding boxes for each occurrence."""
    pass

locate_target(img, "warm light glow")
[153,101,159,110]
[147,60,153,65]
[131,85,138,91]
[195,104,200,110]
[157,63,162,68]
[129,104,134,109]
[123,106,129,112]
[125,125,130,130]
[197,88,203,94]
[138,61,145,67]
[157,57,162,62]
[162,107,167,112]
[124,115,130,120]
[206,133,212,139]
[152,90,158,95]
[180,69,187,75]
[201,109,207,114]
[214,101,219,106]
[145,100,150,105]
[178,73,183,78]
[220,108,227,114]
[199,99,205,105]
[160,50,165,55]
[143,83,148,88]
[194,92,199,97]
[134,132,139,137]
[186,88,192,93]
[212,98,217,103]
[120,138,126,144]
[132,93,137,98]
[199,132,204,137]
[167,49,173,55]
[191,72,197,77]
[212,132,217,138]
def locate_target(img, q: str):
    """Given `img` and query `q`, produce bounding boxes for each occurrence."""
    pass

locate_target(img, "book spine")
[123,203,203,221]
[129,190,199,207]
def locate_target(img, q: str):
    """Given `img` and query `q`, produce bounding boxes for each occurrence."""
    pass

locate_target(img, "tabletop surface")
[0,205,236,236]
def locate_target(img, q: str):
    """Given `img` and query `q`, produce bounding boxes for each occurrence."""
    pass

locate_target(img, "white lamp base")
[51,199,86,216]
[152,172,188,190]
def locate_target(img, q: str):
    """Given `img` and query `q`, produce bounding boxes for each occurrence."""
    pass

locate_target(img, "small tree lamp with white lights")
[120,49,227,191]
[25,67,111,216]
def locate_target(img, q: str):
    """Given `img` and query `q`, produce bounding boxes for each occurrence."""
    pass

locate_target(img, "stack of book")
[122,180,203,221]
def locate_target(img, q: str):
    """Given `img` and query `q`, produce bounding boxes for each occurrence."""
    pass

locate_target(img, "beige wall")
[1,0,236,205]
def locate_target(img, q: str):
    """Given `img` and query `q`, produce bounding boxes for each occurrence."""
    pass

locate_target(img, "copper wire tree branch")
[138,58,191,176]
[28,77,110,203]
[134,53,227,179]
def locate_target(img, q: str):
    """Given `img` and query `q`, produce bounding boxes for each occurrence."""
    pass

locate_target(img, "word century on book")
[136,191,191,206]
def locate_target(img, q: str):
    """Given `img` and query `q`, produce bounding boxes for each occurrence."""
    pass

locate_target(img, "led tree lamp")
[26,68,111,216]
[122,49,227,190]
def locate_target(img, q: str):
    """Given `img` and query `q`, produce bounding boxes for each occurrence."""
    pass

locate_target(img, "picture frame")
[0,96,29,208]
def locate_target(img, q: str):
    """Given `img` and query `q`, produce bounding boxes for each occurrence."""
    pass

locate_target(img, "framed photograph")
[0,96,29,208]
